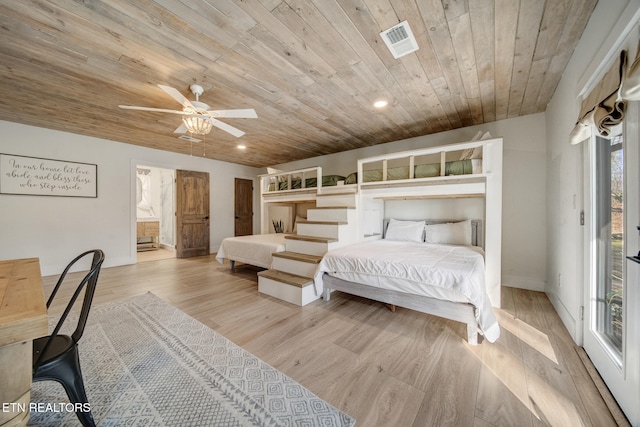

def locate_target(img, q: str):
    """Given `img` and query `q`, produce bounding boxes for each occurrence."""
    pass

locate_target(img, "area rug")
[29,292,355,426]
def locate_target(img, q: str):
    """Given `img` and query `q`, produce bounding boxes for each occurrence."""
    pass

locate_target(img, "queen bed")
[313,219,500,344]
[216,233,288,269]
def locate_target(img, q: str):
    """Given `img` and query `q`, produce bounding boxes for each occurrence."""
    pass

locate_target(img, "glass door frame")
[583,101,640,424]
[588,127,624,365]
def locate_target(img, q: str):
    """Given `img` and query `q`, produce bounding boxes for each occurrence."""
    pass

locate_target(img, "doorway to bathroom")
[136,165,176,262]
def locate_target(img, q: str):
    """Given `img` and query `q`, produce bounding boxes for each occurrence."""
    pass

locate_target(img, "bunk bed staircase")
[257,191,358,306]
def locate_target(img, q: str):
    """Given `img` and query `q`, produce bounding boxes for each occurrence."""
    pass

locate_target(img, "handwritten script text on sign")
[0,154,97,197]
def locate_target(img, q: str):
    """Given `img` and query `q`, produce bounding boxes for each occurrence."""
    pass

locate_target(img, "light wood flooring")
[136,247,175,263]
[42,255,625,427]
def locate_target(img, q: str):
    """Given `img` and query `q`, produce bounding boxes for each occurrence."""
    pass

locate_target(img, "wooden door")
[176,170,210,258]
[234,178,253,236]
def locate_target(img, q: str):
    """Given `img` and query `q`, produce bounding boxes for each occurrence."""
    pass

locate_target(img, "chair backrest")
[34,250,105,369]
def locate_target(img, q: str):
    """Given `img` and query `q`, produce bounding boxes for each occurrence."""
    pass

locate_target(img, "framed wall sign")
[0,153,97,198]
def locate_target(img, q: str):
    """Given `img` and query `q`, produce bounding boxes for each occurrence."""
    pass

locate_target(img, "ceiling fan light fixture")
[119,83,256,137]
[182,114,213,135]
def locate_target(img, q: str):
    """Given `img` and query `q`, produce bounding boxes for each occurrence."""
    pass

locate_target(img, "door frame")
[130,159,179,262]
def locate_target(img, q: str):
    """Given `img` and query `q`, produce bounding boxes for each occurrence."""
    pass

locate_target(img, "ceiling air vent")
[380,20,419,59]
[178,135,201,143]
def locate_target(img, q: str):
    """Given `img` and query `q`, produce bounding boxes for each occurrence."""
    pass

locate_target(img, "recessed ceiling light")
[373,100,388,108]
[237,144,246,150]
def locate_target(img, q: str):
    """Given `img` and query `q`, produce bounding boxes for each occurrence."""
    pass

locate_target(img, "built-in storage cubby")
[136,221,159,251]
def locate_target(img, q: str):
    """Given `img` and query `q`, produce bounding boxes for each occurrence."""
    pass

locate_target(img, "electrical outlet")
[558,273,562,288]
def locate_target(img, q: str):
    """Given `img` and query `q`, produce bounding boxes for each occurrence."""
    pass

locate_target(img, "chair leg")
[34,346,96,427]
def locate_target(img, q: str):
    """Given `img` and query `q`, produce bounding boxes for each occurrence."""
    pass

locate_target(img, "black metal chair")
[32,249,105,427]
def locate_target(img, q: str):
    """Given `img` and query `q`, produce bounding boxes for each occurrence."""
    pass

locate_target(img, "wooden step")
[285,234,338,243]
[257,269,313,288]
[272,251,323,264]
[296,219,347,225]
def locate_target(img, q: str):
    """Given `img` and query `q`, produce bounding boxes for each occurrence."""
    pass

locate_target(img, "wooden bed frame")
[322,219,485,345]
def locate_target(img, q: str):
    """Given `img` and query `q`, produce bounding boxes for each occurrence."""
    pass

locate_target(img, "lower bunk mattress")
[313,239,500,342]
[216,233,288,269]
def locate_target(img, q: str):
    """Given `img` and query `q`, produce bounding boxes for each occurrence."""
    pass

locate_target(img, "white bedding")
[216,233,288,269]
[314,240,499,342]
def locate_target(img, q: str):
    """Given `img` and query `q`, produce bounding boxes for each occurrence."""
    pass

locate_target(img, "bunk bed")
[324,139,501,344]
[258,137,503,343]
[216,233,288,269]
[259,166,356,235]
[354,138,503,306]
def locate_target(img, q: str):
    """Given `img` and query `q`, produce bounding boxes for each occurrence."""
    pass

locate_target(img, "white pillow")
[384,219,425,242]
[459,146,482,160]
[424,220,472,246]
[470,130,484,141]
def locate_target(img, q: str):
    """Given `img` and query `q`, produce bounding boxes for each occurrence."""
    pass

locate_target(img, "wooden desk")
[0,258,48,427]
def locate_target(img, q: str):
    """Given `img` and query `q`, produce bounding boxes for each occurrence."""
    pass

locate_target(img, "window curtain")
[570,50,628,145]
[621,41,640,100]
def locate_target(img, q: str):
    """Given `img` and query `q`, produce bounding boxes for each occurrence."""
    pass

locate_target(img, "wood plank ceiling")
[0,0,597,168]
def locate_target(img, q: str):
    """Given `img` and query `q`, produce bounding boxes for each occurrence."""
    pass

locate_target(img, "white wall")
[545,0,637,341]
[274,113,548,291]
[0,121,261,276]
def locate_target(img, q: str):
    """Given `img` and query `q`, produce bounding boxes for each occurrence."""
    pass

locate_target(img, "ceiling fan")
[119,84,257,137]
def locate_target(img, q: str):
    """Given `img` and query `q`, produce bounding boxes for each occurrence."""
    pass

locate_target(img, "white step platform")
[271,251,322,278]
[295,220,350,240]
[307,206,356,222]
[257,270,320,306]
[284,235,344,256]
[315,191,357,208]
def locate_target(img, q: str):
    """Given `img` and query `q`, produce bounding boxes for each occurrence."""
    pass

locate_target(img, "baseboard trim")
[546,291,579,343]
[502,275,545,292]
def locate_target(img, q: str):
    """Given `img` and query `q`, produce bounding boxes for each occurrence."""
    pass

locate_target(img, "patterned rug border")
[29,292,355,427]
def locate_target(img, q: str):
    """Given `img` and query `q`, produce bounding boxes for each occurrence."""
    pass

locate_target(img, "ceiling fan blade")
[173,123,188,134]
[119,105,186,114]
[206,108,257,119]
[157,84,195,109]
[204,117,245,138]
